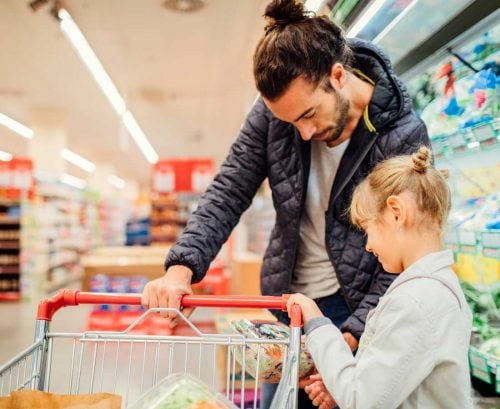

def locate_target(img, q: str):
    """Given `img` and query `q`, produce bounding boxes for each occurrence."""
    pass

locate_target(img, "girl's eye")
[304,111,316,119]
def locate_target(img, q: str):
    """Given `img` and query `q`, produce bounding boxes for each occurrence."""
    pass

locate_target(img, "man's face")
[263,75,350,147]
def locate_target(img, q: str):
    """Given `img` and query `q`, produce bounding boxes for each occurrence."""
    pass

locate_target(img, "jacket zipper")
[325,124,380,313]
[287,130,309,294]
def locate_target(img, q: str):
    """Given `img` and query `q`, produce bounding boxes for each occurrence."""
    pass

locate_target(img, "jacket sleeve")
[308,295,434,409]
[340,114,430,338]
[165,98,270,282]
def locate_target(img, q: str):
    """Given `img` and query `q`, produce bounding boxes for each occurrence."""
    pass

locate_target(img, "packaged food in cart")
[129,373,237,409]
[230,319,315,383]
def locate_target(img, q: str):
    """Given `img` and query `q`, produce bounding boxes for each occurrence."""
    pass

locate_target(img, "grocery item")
[230,319,315,383]
[129,373,237,409]
[479,336,500,358]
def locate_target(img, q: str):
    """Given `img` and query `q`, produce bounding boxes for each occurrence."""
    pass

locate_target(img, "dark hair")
[254,0,353,101]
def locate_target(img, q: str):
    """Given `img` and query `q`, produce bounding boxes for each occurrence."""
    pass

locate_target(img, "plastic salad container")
[129,373,238,409]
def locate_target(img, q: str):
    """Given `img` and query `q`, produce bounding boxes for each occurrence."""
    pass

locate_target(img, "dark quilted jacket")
[165,38,429,338]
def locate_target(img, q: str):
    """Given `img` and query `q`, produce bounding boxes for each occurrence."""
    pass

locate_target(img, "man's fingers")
[141,286,150,308]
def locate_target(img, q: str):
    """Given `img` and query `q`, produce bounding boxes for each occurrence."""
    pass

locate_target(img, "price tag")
[458,230,476,245]
[473,124,495,141]
[481,231,500,248]
[483,247,500,259]
[469,349,491,384]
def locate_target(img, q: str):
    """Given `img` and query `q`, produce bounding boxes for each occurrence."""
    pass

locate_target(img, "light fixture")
[0,150,13,162]
[163,0,205,13]
[108,174,126,189]
[304,0,326,12]
[0,113,34,139]
[57,8,159,164]
[122,112,159,164]
[347,0,388,38]
[61,148,96,173]
[60,173,87,189]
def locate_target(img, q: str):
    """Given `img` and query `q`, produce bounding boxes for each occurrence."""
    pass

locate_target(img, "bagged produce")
[230,319,315,383]
[128,373,237,409]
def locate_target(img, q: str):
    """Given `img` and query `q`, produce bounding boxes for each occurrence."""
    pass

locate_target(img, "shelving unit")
[0,202,21,301]
[405,15,499,396]
[150,192,200,246]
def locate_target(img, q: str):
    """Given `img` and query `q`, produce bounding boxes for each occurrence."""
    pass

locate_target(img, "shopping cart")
[0,289,302,408]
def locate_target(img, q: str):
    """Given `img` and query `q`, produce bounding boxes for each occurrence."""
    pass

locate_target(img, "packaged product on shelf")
[230,319,315,383]
[479,336,500,358]
[129,373,237,409]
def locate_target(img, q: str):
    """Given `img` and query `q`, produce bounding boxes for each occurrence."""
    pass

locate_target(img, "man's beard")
[326,92,350,143]
[312,91,350,144]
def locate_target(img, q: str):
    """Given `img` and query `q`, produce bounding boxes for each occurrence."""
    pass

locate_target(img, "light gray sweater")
[305,250,473,409]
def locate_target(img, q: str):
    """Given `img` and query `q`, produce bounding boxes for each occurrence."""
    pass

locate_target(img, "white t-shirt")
[291,138,350,299]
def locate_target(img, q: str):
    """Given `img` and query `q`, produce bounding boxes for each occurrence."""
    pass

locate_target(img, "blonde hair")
[350,146,451,231]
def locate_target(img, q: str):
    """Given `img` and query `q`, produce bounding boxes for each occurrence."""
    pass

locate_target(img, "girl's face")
[362,209,404,274]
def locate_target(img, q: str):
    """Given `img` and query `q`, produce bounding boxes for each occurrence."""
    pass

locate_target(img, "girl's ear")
[386,195,405,226]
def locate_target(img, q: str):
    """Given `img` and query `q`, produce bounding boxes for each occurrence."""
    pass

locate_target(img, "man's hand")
[343,332,359,351]
[141,265,194,328]
[286,293,324,324]
[304,374,337,409]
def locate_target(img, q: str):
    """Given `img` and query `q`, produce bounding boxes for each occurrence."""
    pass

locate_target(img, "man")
[142,0,429,407]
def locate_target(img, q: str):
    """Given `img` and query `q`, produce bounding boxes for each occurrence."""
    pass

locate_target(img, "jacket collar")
[385,250,462,307]
[348,38,411,130]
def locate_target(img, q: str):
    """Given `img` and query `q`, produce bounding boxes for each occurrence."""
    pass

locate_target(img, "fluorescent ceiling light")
[57,8,159,164]
[0,150,13,162]
[61,173,87,190]
[347,0,388,38]
[122,111,159,164]
[304,0,326,12]
[0,113,34,139]
[58,9,126,116]
[61,148,96,173]
[108,174,126,189]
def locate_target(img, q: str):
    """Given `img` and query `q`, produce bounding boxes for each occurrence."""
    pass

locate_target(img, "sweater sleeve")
[307,295,434,409]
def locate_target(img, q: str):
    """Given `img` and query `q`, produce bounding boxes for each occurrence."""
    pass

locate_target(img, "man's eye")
[303,112,315,119]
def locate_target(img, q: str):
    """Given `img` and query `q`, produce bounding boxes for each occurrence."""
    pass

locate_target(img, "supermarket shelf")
[0,266,19,274]
[0,242,20,250]
[0,219,20,225]
[46,271,83,293]
[0,292,21,301]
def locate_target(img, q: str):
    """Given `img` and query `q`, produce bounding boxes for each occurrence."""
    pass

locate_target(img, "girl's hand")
[286,293,323,324]
[304,374,337,409]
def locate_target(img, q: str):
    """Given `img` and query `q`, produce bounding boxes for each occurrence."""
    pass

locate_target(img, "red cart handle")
[37,289,302,327]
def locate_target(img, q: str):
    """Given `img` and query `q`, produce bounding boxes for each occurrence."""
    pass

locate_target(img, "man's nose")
[297,122,316,141]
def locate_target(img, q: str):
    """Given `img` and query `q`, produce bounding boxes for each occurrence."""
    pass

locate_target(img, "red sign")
[152,158,214,193]
[0,157,34,199]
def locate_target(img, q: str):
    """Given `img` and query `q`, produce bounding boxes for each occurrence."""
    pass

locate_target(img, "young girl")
[287,146,473,409]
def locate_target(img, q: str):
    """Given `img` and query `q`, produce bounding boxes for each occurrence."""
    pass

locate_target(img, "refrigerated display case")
[401,13,499,396]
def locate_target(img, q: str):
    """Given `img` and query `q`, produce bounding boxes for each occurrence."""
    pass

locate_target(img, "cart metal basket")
[0,289,302,408]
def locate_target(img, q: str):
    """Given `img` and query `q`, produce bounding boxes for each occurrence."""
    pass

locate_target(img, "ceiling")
[0,0,269,188]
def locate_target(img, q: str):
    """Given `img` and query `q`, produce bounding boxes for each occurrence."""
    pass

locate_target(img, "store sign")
[152,159,214,193]
[152,162,175,193]
[0,157,34,199]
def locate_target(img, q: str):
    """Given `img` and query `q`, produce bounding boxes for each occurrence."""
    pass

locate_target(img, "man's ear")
[329,63,346,89]
[386,195,405,226]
